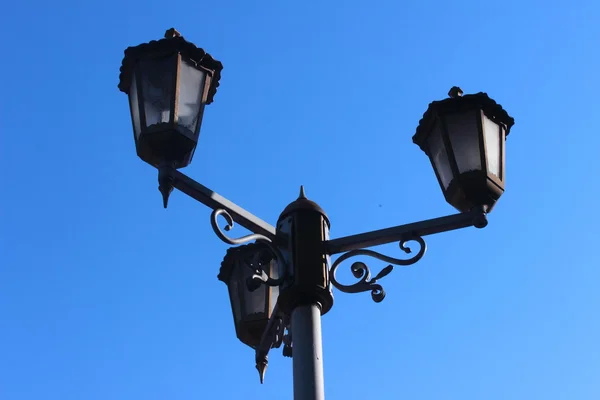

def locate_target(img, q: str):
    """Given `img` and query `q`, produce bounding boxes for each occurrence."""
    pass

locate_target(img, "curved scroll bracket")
[329,236,427,302]
[212,208,287,288]
[211,208,272,245]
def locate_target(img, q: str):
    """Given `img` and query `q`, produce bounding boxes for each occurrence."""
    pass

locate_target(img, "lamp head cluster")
[118,29,516,385]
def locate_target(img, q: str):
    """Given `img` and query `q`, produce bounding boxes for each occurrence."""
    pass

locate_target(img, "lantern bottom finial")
[158,163,175,209]
[159,185,172,209]
[256,357,267,384]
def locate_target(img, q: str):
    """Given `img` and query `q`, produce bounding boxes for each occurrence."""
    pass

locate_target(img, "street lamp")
[118,27,222,203]
[217,241,287,383]
[413,86,515,213]
[217,242,280,349]
[118,29,515,400]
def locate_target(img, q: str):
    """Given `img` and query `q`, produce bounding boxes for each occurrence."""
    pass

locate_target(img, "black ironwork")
[158,165,277,241]
[118,39,510,386]
[325,206,487,255]
[254,303,289,384]
[328,207,487,301]
[329,237,426,302]
[276,187,334,316]
[211,208,271,246]
[211,208,286,289]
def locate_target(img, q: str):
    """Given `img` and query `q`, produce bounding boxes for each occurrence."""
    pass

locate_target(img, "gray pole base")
[292,304,325,400]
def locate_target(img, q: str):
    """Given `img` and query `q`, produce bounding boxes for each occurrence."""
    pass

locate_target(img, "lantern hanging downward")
[118,28,223,169]
[413,87,515,213]
[218,243,279,349]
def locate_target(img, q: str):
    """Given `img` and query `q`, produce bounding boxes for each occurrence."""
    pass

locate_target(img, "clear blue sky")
[2,1,599,399]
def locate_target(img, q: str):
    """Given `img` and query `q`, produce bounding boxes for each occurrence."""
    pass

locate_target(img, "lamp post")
[118,30,515,400]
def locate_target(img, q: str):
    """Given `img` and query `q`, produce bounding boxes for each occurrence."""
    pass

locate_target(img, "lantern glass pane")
[229,262,243,323]
[245,286,266,316]
[129,74,142,139]
[483,114,501,178]
[177,59,206,134]
[140,57,174,128]
[269,264,279,314]
[243,264,267,317]
[428,121,453,189]
[446,111,481,174]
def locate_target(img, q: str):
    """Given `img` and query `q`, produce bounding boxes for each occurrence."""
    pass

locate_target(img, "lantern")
[218,243,279,349]
[118,28,223,169]
[413,87,515,213]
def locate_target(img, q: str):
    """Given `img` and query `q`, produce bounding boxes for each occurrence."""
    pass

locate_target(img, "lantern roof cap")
[278,186,329,225]
[413,87,515,153]
[118,28,223,104]
[217,242,272,284]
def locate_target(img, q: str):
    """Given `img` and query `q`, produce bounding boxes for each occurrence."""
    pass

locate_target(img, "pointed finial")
[448,86,463,98]
[158,163,175,209]
[256,359,267,384]
[164,28,181,38]
[298,185,307,199]
[158,184,173,208]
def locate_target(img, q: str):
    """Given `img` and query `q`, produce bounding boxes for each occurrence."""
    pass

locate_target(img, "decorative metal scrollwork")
[211,208,287,288]
[211,208,272,245]
[330,236,427,302]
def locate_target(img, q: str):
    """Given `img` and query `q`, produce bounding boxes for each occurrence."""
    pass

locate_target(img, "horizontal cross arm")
[325,207,487,255]
[168,168,277,241]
